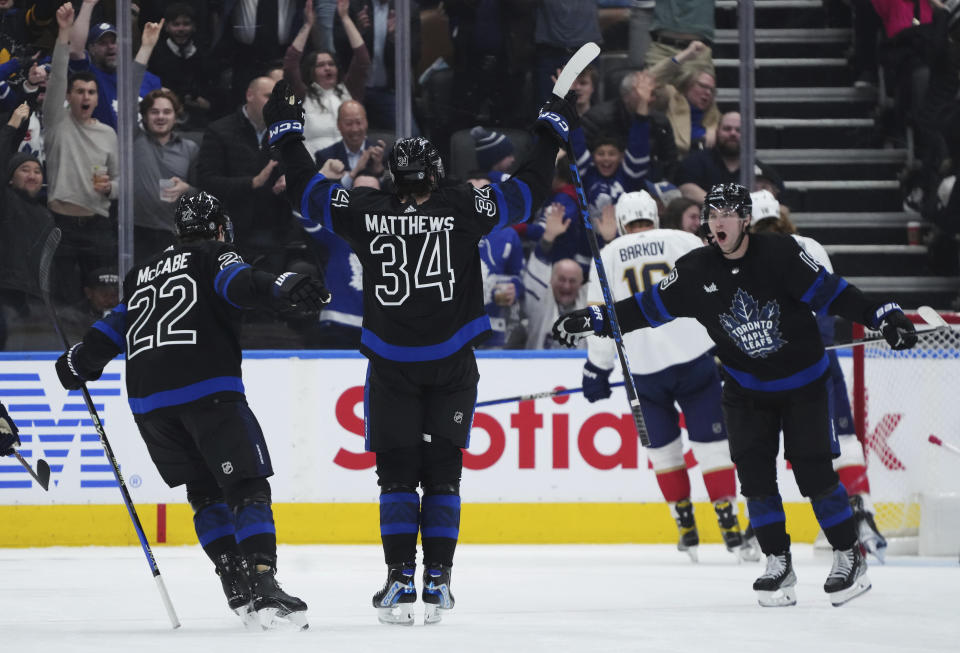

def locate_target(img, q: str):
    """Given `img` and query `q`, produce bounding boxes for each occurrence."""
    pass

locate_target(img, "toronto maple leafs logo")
[348,253,363,291]
[719,288,786,358]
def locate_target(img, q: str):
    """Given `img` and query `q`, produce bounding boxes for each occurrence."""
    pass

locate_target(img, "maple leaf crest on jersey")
[719,288,786,358]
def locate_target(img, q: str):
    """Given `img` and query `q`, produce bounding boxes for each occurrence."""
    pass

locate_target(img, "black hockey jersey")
[617,233,884,393]
[297,140,557,363]
[73,241,285,415]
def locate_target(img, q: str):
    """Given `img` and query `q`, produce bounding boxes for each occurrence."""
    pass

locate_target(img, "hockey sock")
[702,467,737,503]
[379,491,420,565]
[234,502,277,561]
[811,483,857,550]
[689,440,737,502]
[193,502,238,563]
[655,468,691,503]
[836,464,871,496]
[746,494,789,554]
[421,491,461,567]
[834,434,871,495]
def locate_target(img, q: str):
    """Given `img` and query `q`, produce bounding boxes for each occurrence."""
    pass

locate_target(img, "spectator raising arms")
[285,0,370,156]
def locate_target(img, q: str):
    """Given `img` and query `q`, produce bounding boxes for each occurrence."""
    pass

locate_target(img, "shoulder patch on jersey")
[718,288,786,358]
[473,186,497,217]
[332,187,350,208]
[659,267,679,290]
[218,251,244,270]
[798,249,820,273]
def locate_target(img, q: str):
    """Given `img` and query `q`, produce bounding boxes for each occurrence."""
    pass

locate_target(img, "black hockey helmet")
[388,137,444,189]
[175,191,234,243]
[700,183,752,226]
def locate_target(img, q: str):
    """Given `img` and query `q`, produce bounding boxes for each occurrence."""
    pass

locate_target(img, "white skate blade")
[737,542,763,563]
[828,574,872,607]
[233,603,261,631]
[257,606,309,631]
[682,545,699,563]
[424,603,451,625]
[861,533,887,564]
[376,603,415,626]
[757,585,797,607]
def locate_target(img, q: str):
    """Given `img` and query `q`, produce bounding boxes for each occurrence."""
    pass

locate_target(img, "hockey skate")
[739,523,763,562]
[850,495,887,564]
[249,559,309,630]
[753,551,797,607]
[214,552,258,630]
[372,562,417,626]
[672,499,699,562]
[713,499,751,562]
[824,545,871,607]
[422,563,455,625]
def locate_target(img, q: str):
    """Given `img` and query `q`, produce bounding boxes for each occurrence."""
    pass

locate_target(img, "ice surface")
[1,544,957,653]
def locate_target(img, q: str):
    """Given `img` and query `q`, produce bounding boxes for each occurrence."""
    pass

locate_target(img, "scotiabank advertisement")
[1,350,956,507]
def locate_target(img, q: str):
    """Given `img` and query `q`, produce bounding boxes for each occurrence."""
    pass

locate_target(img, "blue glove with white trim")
[552,305,612,347]
[582,361,613,402]
[535,91,579,145]
[263,79,305,150]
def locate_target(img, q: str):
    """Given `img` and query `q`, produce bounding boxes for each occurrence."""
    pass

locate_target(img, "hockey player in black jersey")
[263,78,575,625]
[54,192,330,630]
[553,183,918,607]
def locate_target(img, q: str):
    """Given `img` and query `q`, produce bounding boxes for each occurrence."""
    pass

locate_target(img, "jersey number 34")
[370,231,455,306]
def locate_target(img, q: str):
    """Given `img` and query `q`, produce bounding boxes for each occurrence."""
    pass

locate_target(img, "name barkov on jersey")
[364,213,455,235]
[136,252,192,284]
[618,240,665,262]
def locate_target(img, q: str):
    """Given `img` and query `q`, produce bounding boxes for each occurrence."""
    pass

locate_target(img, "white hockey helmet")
[616,191,659,232]
[750,189,780,223]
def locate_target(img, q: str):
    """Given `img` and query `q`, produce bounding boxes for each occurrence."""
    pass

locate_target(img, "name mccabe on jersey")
[619,240,665,262]
[364,213,455,235]
[137,252,192,284]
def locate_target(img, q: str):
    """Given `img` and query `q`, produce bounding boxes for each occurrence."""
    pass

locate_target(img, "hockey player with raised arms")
[54,192,330,629]
[583,190,756,563]
[553,183,918,607]
[263,78,576,624]
[749,190,888,562]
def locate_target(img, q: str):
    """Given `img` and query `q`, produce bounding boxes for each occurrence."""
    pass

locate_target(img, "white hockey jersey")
[588,228,714,373]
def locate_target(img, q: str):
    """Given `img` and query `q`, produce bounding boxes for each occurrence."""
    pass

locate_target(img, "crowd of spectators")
[4,0,943,349]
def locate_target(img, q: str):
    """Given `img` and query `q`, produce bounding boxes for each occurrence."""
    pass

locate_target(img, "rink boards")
[1,349,955,547]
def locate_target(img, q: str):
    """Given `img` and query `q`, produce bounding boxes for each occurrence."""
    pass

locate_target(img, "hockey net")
[851,311,960,555]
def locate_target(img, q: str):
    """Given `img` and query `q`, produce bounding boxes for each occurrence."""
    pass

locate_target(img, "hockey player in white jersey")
[750,190,888,562]
[583,191,756,561]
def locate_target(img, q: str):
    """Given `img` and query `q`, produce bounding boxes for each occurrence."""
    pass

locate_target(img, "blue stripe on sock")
[193,502,235,547]
[380,491,419,537]
[422,526,460,539]
[421,494,460,540]
[748,495,786,527]
[234,503,275,543]
[811,483,854,529]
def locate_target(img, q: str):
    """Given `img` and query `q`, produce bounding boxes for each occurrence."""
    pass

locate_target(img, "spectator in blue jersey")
[580,68,678,183]
[523,156,593,276]
[470,126,515,183]
[307,227,364,348]
[314,99,385,189]
[574,133,643,244]
[68,0,163,131]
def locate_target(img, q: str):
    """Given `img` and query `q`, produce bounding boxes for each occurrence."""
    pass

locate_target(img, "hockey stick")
[11,450,50,490]
[476,381,627,408]
[553,43,651,447]
[917,305,949,329]
[38,229,181,629]
[928,435,960,458]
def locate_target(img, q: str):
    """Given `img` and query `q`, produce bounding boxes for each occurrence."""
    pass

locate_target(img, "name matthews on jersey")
[364,213,455,235]
[618,240,665,262]
[136,252,192,285]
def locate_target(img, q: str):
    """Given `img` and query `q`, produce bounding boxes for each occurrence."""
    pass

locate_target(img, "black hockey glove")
[55,344,102,391]
[582,361,613,402]
[0,402,20,456]
[552,305,612,347]
[274,272,332,313]
[878,307,918,351]
[263,79,305,150]
[535,90,579,145]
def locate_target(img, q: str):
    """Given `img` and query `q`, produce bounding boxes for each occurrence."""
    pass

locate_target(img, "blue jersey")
[315,228,363,329]
[478,228,524,347]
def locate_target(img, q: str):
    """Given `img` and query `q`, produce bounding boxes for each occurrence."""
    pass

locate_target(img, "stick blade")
[552,42,601,98]
[35,458,51,491]
[917,305,948,329]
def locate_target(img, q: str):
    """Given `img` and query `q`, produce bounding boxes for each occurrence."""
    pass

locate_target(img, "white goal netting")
[853,312,960,555]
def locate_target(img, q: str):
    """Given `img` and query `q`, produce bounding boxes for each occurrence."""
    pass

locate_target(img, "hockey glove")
[582,361,613,402]
[274,272,332,313]
[263,79,305,150]
[535,90,579,145]
[0,402,19,456]
[878,308,918,351]
[552,305,613,347]
[55,343,102,391]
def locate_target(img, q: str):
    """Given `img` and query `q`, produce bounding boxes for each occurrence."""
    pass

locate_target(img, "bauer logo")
[0,372,123,490]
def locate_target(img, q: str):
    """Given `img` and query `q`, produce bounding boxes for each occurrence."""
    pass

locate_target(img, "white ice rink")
[1,544,957,653]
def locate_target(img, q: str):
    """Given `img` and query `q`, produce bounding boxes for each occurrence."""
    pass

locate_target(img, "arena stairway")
[711,0,960,308]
